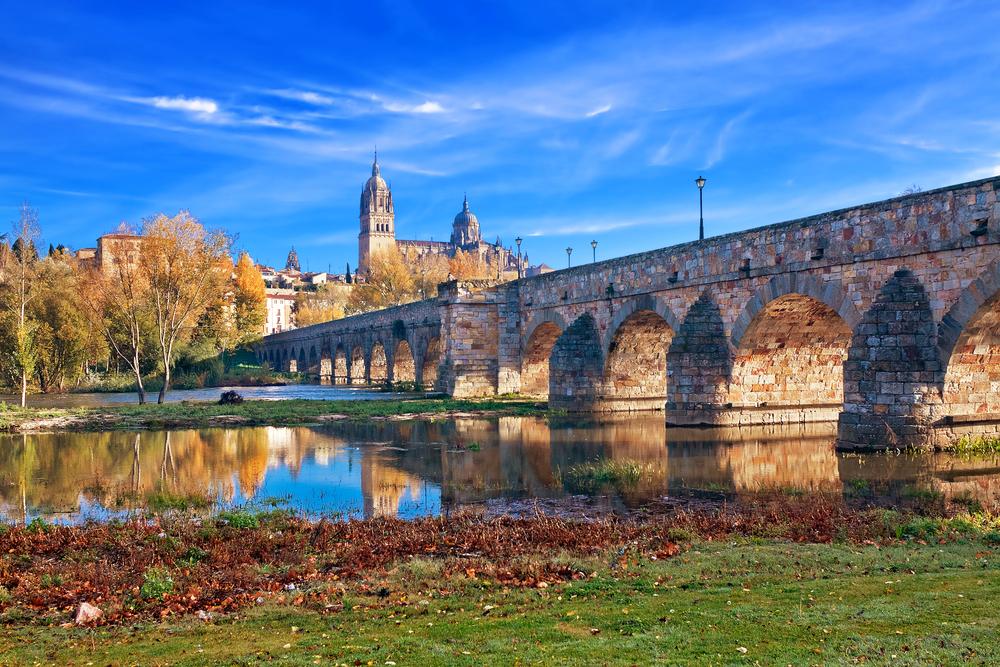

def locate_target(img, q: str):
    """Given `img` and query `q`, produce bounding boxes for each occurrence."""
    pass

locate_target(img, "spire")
[372,147,379,177]
[463,192,470,212]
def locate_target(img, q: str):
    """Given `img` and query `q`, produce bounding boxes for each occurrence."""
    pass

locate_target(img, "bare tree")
[141,211,231,403]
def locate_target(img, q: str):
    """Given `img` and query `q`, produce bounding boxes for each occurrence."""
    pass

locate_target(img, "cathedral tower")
[358,153,395,275]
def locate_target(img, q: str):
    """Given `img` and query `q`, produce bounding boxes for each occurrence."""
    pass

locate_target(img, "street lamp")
[591,239,598,263]
[494,242,501,279]
[566,246,573,268]
[695,175,707,241]
[515,236,523,279]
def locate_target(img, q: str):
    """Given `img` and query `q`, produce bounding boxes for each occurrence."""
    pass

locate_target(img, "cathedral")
[357,155,525,277]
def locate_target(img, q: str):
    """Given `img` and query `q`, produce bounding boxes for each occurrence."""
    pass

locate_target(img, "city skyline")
[2,1,999,271]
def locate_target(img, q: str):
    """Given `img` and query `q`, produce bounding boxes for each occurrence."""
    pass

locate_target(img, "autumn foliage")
[0,493,941,626]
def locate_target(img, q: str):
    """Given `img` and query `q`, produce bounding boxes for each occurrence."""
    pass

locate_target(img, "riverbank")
[1,495,998,664]
[0,396,549,433]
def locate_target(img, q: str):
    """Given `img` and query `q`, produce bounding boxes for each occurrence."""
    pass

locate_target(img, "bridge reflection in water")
[2,416,998,523]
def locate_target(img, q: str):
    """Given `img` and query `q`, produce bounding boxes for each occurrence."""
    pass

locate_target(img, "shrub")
[218,510,260,529]
[26,517,51,534]
[219,390,244,405]
[140,567,174,600]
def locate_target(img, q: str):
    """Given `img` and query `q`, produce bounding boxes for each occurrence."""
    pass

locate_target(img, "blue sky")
[2,1,999,271]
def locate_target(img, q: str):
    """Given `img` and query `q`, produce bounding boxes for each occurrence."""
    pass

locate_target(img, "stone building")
[75,233,143,273]
[357,155,527,277]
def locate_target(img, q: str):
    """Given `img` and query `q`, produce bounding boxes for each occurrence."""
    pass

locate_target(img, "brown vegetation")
[0,493,968,626]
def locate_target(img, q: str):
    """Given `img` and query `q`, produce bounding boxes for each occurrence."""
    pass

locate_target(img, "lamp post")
[695,175,706,241]
[566,246,573,268]
[591,239,598,263]
[515,236,523,278]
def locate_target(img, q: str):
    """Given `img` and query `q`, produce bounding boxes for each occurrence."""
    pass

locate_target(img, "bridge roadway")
[259,176,1000,449]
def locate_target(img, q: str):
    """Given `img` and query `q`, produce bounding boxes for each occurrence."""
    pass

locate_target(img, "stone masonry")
[260,176,1000,449]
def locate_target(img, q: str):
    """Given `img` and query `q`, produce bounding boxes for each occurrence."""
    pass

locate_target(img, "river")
[2,415,997,524]
[0,384,407,408]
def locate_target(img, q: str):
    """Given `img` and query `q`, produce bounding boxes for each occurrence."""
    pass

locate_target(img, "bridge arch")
[731,274,860,348]
[938,260,1000,418]
[350,345,365,384]
[369,340,388,384]
[727,275,857,418]
[393,339,416,384]
[600,294,681,411]
[419,335,442,390]
[521,311,568,399]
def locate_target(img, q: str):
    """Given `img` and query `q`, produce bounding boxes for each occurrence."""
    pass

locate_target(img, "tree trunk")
[20,371,27,408]
[133,350,146,405]
[158,366,170,404]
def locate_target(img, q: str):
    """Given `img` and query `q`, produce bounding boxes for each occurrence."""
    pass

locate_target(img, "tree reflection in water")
[1,416,999,524]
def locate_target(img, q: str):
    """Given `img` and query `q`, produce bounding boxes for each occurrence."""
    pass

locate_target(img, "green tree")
[32,255,91,392]
[1,203,42,406]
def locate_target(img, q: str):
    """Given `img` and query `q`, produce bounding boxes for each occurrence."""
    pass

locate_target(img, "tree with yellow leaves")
[448,248,490,280]
[294,283,350,326]
[347,247,417,315]
[232,252,266,345]
[141,211,232,403]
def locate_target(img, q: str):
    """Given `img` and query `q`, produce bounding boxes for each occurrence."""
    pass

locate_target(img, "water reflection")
[2,415,998,523]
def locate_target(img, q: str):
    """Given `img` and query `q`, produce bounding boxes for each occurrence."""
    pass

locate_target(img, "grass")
[953,434,1000,456]
[0,396,548,433]
[1,538,997,665]
[562,459,658,495]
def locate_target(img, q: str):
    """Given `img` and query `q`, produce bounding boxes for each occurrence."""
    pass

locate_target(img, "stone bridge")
[260,176,1000,449]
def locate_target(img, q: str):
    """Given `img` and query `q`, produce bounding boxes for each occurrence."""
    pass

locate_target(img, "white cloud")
[266,89,335,106]
[138,95,219,114]
[585,104,612,118]
[382,99,445,114]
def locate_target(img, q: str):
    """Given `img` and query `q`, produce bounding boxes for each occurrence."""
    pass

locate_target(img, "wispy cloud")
[264,89,335,106]
[139,95,219,114]
[703,109,752,169]
[379,98,446,114]
[585,104,612,118]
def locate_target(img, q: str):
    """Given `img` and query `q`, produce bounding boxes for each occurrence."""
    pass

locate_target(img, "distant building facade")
[357,155,530,277]
[76,233,143,272]
[264,288,296,335]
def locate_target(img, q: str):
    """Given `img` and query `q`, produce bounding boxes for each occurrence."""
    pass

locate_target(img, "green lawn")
[3,539,996,665]
[0,396,548,433]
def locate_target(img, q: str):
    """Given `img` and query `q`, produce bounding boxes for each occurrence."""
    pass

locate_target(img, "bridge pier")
[319,356,333,385]
[837,269,942,450]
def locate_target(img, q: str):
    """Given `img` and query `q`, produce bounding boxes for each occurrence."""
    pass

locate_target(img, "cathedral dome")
[451,195,481,246]
[453,195,478,227]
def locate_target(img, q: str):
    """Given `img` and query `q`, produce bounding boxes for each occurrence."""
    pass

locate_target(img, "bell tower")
[358,152,395,275]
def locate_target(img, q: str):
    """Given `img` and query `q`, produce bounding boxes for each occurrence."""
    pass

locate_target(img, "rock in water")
[75,602,103,625]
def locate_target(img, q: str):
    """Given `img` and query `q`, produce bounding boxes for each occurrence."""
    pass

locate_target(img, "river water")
[2,415,997,524]
[0,384,405,408]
